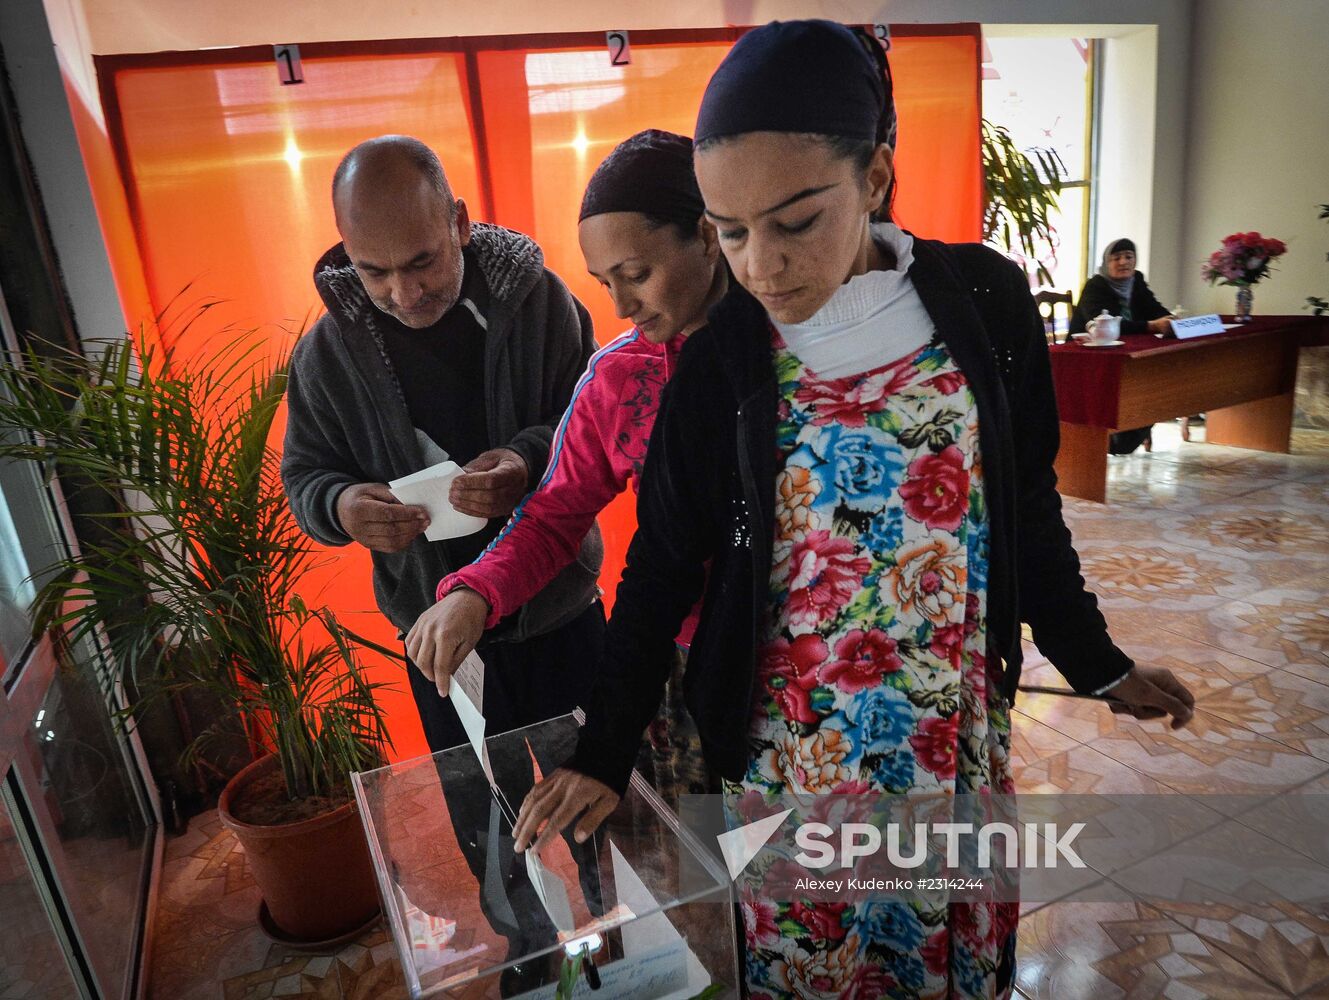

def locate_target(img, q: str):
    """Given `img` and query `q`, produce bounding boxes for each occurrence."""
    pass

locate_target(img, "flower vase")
[1235,284,1254,323]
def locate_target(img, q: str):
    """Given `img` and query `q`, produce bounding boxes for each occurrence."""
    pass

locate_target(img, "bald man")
[281,136,603,972]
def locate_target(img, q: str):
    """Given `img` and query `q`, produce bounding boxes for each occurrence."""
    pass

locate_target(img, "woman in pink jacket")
[407,130,729,802]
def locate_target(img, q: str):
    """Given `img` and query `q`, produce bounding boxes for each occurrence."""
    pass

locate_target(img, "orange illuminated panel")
[889,32,983,243]
[103,29,981,758]
[477,43,733,602]
[482,43,731,350]
[110,53,486,760]
[113,54,483,358]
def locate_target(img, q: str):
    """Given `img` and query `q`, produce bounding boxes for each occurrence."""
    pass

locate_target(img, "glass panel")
[0,779,82,999]
[0,437,65,674]
[353,713,736,999]
[1026,185,1089,305]
[0,464,36,665]
[19,639,152,998]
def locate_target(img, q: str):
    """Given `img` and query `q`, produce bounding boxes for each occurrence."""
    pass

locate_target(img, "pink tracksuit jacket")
[436,328,698,644]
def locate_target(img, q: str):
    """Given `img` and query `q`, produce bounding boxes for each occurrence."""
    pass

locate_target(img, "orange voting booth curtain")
[97,26,981,760]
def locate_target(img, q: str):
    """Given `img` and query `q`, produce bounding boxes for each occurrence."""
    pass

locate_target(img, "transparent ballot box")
[351,713,738,998]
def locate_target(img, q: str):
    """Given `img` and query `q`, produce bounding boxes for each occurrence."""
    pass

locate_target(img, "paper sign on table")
[389,460,487,541]
[609,841,706,998]
[447,651,495,788]
[1169,313,1226,339]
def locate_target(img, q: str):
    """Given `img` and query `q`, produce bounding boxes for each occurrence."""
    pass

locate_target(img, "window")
[982,35,1095,296]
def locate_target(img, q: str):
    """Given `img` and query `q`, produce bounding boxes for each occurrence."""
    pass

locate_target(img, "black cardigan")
[571,239,1134,795]
[1071,272,1170,335]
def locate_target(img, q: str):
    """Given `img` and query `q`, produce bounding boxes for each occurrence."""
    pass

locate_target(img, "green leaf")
[687,986,729,1000]
[556,951,583,1000]
[841,580,884,627]
[865,408,903,436]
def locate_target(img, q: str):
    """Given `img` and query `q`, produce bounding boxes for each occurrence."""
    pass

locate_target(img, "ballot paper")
[388,460,487,541]
[393,882,489,976]
[610,841,708,998]
[447,651,580,942]
[524,850,577,935]
[447,651,495,788]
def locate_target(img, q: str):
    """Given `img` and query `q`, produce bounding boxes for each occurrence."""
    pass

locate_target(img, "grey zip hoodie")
[281,223,603,639]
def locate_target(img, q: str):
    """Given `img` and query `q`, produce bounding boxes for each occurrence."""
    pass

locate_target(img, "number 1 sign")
[274,45,304,85]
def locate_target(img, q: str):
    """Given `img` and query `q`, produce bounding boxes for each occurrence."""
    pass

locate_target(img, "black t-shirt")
[379,247,501,568]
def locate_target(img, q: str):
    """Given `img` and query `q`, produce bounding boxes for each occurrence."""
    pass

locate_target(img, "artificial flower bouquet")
[1201,231,1287,287]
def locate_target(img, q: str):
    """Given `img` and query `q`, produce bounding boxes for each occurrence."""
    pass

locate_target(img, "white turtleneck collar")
[772,222,936,379]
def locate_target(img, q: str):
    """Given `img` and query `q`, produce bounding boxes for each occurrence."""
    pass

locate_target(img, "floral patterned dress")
[733,330,1018,1000]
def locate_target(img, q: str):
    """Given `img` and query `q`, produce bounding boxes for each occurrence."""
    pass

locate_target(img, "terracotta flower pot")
[217,754,380,942]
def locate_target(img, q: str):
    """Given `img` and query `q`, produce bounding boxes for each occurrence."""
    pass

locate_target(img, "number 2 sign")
[606,30,631,66]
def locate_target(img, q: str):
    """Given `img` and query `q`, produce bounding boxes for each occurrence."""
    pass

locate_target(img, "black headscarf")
[695,20,896,151]
[578,129,703,231]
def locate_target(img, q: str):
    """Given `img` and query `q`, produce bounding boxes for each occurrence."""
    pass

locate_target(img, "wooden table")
[1047,315,1327,502]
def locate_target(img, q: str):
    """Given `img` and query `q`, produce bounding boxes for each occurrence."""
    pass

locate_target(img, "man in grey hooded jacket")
[281,136,603,966]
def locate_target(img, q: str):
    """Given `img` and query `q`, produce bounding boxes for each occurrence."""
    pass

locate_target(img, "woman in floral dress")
[734,229,1018,996]
[515,20,1194,999]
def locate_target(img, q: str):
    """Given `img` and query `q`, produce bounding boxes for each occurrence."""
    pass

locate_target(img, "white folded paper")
[525,850,577,934]
[448,651,579,941]
[389,460,487,541]
[447,651,494,788]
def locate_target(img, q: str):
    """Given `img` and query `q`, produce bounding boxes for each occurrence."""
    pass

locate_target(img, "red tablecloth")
[1047,315,1323,427]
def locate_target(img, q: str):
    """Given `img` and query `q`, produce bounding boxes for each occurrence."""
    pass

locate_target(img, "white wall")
[72,1,1184,52]
[0,0,127,342]
[1096,28,1159,292]
[1179,0,1329,316]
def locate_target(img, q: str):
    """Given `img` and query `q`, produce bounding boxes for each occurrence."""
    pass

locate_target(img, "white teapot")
[1086,310,1122,344]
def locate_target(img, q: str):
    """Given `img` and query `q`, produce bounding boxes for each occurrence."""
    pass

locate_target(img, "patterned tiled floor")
[146,422,1329,999]
[1012,423,1329,999]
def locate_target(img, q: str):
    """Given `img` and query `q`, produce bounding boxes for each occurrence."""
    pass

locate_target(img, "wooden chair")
[1034,289,1075,344]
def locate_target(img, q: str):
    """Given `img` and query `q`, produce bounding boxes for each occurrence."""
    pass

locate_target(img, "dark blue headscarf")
[695,20,896,150]
[579,129,703,230]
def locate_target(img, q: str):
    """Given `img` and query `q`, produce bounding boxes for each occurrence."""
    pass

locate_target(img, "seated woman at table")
[1073,237,1173,453]
[1071,237,1173,336]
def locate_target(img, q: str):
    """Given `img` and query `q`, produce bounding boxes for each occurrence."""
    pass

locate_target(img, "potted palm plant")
[981,118,1068,286]
[0,330,395,945]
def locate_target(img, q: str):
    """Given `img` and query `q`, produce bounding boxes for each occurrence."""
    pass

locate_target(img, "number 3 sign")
[606,30,631,66]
